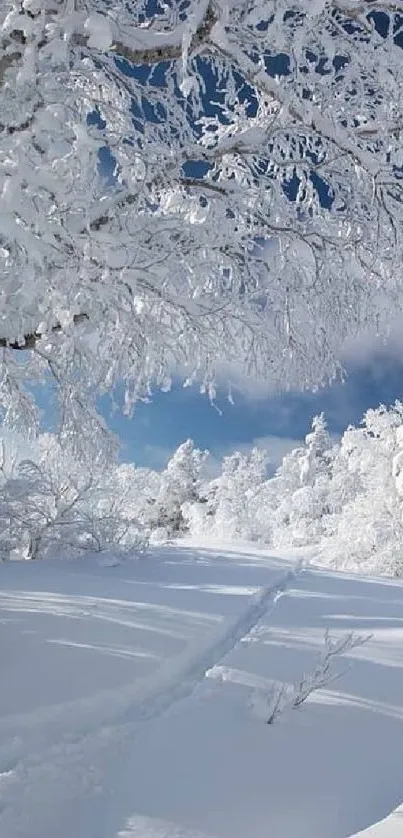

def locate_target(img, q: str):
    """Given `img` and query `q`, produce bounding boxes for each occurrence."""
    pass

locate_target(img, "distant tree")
[299,414,333,485]
[271,415,335,546]
[151,440,208,538]
[201,447,268,540]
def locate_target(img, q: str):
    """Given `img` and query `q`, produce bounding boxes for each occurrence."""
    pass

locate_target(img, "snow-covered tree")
[151,440,208,538]
[0,433,37,557]
[1,2,403,437]
[112,462,162,534]
[323,403,403,574]
[199,447,268,541]
[299,414,333,484]
[270,414,334,546]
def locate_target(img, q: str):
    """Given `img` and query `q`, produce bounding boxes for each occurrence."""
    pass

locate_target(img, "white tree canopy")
[1,0,403,430]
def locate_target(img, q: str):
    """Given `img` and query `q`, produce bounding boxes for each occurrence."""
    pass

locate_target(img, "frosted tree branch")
[0,314,89,351]
[1,0,403,437]
[73,2,217,66]
[291,629,371,708]
[333,0,403,14]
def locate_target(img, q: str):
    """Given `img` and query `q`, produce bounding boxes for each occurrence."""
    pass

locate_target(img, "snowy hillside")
[1,542,403,838]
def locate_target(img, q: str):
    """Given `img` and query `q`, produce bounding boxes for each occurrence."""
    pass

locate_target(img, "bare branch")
[266,683,289,725]
[291,630,371,709]
[264,630,371,725]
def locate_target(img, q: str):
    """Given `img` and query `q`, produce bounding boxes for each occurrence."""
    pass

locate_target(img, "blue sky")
[98,340,403,471]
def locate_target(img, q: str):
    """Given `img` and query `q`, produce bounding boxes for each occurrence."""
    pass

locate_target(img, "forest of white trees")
[184,404,403,576]
[3,403,403,577]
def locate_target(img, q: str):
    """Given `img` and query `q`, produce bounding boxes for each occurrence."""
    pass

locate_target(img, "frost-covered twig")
[265,629,371,724]
[266,683,290,725]
[291,630,371,709]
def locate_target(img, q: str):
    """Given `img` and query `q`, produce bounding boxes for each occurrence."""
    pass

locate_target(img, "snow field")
[0,544,403,838]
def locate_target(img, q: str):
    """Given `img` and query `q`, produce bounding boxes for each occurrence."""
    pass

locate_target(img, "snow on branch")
[334,0,403,14]
[75,2,217,66]
[0,1,217,81]
[0,314,89,352]
[290,629,371,709]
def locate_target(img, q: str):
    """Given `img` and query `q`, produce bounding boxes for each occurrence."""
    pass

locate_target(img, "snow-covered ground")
[1,542,403,838]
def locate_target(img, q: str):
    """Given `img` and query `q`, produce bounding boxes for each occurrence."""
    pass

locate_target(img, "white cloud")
[341,315,403,366]
[139,443,173,470]
[209,434,303,475]
[217,313,403,402]
[251,434,303,466]
[214,362,280,401]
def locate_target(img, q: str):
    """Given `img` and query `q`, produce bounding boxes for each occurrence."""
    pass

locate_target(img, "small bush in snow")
[265,630,370,724]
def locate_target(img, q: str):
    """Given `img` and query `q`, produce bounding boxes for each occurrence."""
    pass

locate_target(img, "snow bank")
[350,803,403,837]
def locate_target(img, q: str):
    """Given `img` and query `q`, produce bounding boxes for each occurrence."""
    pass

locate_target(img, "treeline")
[3,403,403,576]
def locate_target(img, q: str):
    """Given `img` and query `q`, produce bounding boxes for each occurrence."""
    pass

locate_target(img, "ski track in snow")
[0,558,302,741]
[120,559,304,726]
[97,558,305,838]
[108,559,403,838]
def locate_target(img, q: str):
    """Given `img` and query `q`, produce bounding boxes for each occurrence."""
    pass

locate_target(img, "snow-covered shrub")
[0,432,147,560]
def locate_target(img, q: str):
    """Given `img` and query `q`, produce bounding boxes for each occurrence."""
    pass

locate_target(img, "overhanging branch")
[0,313,89,351]
[73,4,217,64]
[0,2,216,94]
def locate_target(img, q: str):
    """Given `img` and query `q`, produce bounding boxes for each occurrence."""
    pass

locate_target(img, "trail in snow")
[119,560,303,726]
[97,558,304,838]
[0,555,300,746]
